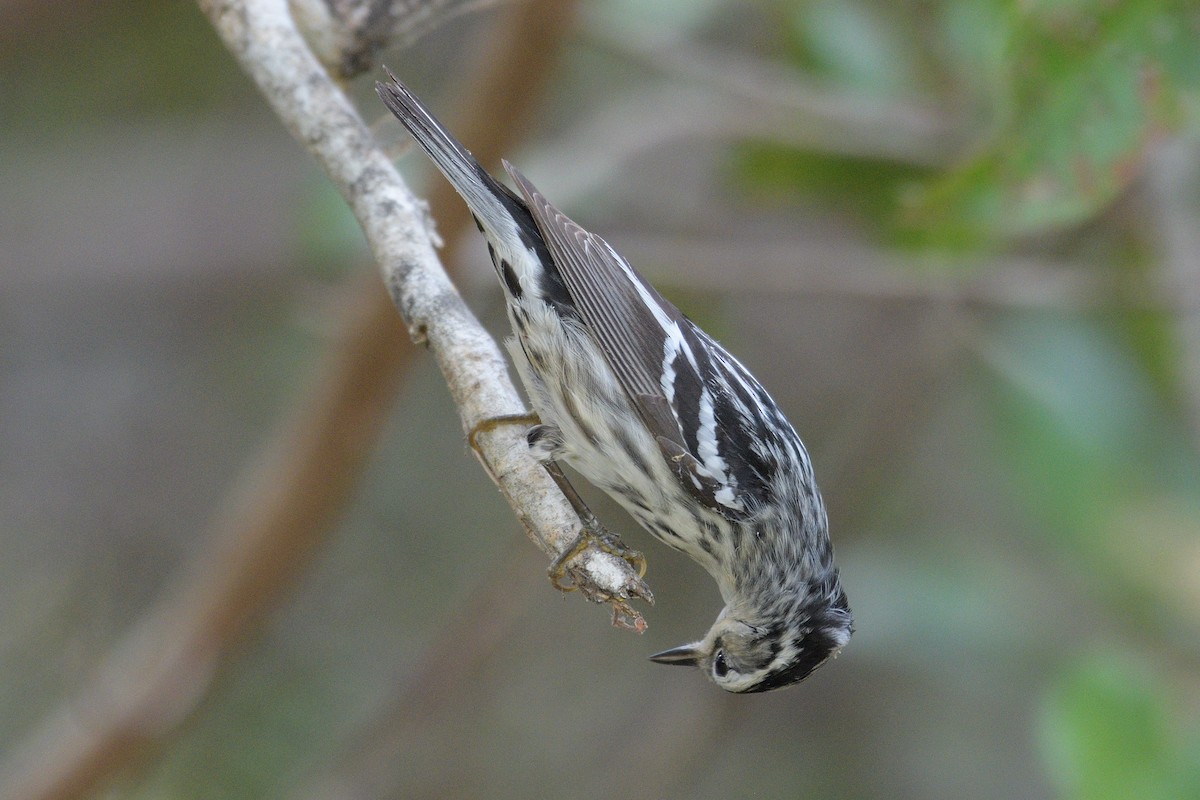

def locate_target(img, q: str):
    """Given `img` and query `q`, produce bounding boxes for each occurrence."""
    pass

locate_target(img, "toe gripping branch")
[468,414,653,630]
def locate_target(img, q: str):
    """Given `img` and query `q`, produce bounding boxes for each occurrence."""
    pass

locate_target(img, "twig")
[508,12,956,206]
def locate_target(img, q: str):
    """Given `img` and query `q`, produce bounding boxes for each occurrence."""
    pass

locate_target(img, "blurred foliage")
[782,0,930,95]
[982,313,1200,628]
[732,144,931,229]
[738,0,1200,246]
[1040,655,1200,800]
[907,0,1200,244]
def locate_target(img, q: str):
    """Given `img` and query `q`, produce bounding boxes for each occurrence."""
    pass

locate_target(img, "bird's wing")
[505,161,771,518]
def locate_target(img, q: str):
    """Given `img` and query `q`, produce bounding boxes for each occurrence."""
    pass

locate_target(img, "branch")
[204,0,647,610]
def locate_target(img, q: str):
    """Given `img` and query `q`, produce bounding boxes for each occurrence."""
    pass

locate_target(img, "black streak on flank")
[561,391,600,447]
[618,489,652,514]
[613,423,650,477]
[473,214,484,233]
[500,259,523,299]
[655,522,681,541]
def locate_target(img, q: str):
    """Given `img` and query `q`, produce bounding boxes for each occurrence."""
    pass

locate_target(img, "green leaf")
[906,0,1200,244]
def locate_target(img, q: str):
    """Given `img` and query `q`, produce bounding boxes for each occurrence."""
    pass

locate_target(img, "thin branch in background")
[607,232,1200,313]
[0,0,640,798]
[521,79,948,210]
[1147,141,1200,447]
[581,15,959,167]
[288,547,538,800]
[501,13,957,244]
[510,33,953,232]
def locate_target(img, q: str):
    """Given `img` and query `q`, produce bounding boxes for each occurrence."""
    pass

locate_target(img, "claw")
[467,412,540,456]
[548,517,647,592]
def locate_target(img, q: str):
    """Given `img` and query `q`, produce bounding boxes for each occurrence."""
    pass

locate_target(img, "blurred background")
[2,0,1199,798]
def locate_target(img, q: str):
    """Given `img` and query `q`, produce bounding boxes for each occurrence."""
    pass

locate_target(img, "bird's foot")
[469,414,648,592]
[549,513,647,592]
[467,412,541,456]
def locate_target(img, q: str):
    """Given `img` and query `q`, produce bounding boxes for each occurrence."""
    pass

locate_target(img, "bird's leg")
[468,415,646,591]
[541,459,647,591]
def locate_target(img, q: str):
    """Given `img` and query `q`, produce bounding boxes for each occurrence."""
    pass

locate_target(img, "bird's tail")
[375,69,515,233]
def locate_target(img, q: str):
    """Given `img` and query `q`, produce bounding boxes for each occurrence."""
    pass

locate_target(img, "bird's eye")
[713,650,729,679]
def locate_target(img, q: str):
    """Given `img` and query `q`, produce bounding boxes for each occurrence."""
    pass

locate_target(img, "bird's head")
[650,589,852,693]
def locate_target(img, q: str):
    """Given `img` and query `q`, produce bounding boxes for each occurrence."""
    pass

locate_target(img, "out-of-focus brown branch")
[0,270,412,800]
[288,547,538,799]
[0,1,634,799]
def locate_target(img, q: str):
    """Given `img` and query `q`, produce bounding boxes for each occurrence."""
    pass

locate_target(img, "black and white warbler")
[376,70,852,692]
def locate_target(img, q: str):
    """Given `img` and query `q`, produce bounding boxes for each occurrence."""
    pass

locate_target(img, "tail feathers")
[375,69,513,233]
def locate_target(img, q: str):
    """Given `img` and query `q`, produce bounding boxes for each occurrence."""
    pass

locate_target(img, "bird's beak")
[648,643,702,667]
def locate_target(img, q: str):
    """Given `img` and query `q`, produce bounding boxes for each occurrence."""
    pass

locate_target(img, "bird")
[375,69,852,692]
